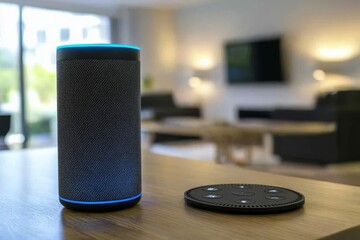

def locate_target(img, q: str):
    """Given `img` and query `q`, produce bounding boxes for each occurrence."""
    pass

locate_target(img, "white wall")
[174,0,360,121]
[120,8,176,92]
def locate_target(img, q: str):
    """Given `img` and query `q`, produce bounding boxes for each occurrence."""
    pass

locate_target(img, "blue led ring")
[59,193,142,205]
[57,43,141,51]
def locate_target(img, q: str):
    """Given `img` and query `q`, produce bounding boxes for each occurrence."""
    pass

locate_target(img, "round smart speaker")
[57,44,141,212]
[185,184,305,214]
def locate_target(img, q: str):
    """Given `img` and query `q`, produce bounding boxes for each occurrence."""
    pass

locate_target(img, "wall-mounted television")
[225,37,285,84]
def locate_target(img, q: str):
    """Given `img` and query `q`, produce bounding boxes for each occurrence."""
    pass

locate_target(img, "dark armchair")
[272,90,360,164]
[141,92,201,142]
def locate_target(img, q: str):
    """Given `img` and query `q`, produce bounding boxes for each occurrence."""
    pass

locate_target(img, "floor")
[149,141,360,187]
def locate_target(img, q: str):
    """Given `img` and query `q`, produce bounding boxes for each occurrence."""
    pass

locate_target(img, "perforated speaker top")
[57,44,140,61]
[184,184,305,214]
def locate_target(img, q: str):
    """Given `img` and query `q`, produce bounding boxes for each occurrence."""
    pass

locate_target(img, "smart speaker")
[57,44,141,212]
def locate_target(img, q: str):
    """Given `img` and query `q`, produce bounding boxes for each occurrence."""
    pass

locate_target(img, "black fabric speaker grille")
[57,59,141,202]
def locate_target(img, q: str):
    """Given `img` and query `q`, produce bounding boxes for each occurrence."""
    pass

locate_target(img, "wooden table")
[141,120,336,164]
[0,148,359,240]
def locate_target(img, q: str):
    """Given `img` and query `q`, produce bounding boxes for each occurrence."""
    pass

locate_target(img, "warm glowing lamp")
[188,77,202,89]
[316,47,357,62]
[313,69,326,81]
[188,68,212,89]
[191,55,215,70]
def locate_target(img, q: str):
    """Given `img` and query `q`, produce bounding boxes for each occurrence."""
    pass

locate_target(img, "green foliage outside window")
[0,49,56,134]
[0,49,18,103]
[26,65,56,104]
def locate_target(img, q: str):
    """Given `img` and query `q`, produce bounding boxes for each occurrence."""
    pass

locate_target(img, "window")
[37,30,46,43]
[0,3,21,146]
[60,28,70,42]
[82,28,88,39]
[0,4,110,149]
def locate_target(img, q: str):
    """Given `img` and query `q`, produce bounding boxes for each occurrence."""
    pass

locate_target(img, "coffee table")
[141,119,336,164]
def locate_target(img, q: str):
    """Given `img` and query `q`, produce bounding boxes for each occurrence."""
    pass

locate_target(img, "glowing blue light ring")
[59,193,142,205]
[57,44,140,51]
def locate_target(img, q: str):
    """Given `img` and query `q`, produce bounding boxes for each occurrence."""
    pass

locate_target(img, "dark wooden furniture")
[238,90,360,164]
[142,120,335,164]
[272,90,360,164]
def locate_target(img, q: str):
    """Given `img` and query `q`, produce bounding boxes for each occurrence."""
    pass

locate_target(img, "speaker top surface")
[57,44,140,61]
[184,184,305,214]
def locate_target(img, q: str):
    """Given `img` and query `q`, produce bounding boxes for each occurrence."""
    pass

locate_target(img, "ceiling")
[42,0,213,9]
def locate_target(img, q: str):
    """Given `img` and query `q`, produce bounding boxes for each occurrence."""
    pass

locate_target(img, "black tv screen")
[225,38,285,84]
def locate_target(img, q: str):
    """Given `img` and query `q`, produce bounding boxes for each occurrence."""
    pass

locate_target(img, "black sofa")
[238,90,360,164]
[141,92,201,143]
[0,114,11,150]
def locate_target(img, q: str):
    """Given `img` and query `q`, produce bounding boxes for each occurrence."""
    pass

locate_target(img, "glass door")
[22,7,110,147]
[0,3,22,148]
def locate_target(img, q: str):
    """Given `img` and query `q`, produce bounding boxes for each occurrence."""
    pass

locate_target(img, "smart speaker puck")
[184,184,305,214]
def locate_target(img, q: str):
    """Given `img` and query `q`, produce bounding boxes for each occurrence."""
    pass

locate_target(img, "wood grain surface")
[0,148,359,240]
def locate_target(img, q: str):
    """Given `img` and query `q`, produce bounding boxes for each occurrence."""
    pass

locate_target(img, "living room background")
[113,0,360,121]
[172,0,360,121]
[1,0,360,148]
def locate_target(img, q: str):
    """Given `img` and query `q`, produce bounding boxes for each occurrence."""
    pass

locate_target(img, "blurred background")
[1,1,360,184]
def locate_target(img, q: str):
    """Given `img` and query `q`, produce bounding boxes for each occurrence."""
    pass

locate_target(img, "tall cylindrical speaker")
[57,44,141,212]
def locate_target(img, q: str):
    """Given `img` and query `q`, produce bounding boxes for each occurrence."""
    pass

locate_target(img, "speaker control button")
[202,187,221,192]
[203,194,222,199]
[265,189,282,193]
